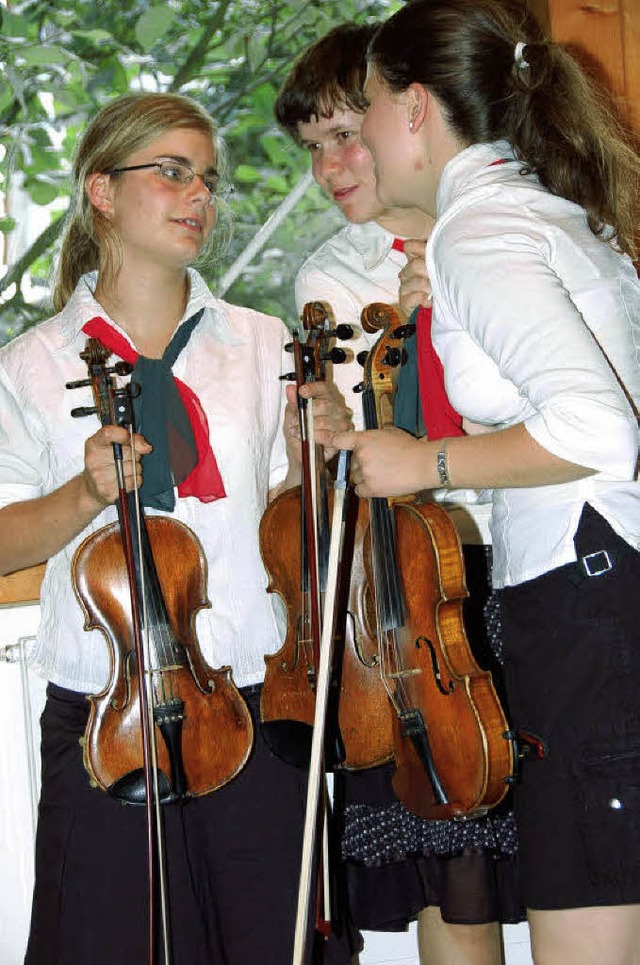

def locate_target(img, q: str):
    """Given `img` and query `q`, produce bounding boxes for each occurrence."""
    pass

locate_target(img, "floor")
[359,922,533,964]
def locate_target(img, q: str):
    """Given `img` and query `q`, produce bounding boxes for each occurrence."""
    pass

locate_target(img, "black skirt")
[499,503,640,910]
[25,683,356,964]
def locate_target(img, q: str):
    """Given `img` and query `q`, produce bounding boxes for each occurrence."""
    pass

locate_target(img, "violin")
[357,303,514,820]
[67,339,253,803]
[259,302,394,772]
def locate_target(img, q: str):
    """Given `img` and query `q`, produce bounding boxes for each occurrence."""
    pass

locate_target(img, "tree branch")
[0,213,67,298]
[169,0,234,91]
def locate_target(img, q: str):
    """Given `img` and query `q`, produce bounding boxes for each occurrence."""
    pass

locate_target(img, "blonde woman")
[0,92,352,964]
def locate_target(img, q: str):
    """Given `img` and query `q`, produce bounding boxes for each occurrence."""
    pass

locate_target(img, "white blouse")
[0,270,290,691]
[429,141,640,587]
[295,220,406,424]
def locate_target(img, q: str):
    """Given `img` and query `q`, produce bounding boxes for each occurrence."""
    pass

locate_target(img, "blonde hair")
[53,92,223,312]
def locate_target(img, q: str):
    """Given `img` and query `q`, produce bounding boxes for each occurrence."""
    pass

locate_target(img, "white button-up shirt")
[0,270,290,691]
[296,220,405,424]
[429,141,640,587]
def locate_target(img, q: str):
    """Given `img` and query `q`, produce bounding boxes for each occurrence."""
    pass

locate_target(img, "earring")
[409,120,414,131]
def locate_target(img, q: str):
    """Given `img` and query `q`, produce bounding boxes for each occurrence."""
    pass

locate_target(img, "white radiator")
[0,604,46,965]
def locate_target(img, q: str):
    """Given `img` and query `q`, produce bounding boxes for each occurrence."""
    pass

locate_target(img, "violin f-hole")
[417,635,455,696]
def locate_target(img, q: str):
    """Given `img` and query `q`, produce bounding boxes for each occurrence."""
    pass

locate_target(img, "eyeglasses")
[107,159,230,205]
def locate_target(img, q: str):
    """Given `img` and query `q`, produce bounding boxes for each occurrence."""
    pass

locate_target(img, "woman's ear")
[407,82,429,134]
[85,172,114,218]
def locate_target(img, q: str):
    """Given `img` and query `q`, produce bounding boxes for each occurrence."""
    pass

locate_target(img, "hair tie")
[514,41,530,69]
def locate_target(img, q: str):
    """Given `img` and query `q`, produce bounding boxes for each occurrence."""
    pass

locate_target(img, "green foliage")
[0,0,401,340]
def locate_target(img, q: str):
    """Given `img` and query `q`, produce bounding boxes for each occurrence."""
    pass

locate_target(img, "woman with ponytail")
[334,2,640,962]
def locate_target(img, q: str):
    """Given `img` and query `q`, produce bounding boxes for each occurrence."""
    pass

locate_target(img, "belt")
[565,541,637,586]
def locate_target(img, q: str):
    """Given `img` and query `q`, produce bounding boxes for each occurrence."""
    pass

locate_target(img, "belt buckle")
[581,549,612,578]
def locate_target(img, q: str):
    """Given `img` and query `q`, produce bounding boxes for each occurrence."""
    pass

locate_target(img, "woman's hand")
[284,381,353,465]
[398,239,432,316]
[334,427,434,498]
[81,425,153,511]
[0,425,153,576]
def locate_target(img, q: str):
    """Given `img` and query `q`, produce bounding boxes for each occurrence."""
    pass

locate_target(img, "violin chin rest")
[108,768,178,806]
[260,719,346,772]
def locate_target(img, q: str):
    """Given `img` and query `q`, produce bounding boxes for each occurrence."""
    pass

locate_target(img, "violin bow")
[70,341,172,965]
[292,449,352,965]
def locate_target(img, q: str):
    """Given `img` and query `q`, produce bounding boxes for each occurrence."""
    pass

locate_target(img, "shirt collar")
[436,140,515,218]
[343,221,397,271]
[57,268,234,351]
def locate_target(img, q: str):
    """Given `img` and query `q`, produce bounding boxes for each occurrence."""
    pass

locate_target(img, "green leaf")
[0,10,31,40]
[0,84,13,115]
[25,178,59,206]
[0,217,16,234]
[260,134,289,167]
[251,83,276,121]
[234,164,261,184]
[71,29,115,45]
[18,45,74,67]
[135,7,176,51]
[265,174,288,194]
[90,56,129,95]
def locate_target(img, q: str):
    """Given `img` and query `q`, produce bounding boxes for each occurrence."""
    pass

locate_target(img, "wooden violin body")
[260,486,393,770]
[368,498,512,819]
[259,301,393,771]
[74,516,252,799]
[359,303,514,820]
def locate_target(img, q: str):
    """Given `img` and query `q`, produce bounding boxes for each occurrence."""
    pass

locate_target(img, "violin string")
[142,526,179,704]
[298,492,311,668]
[128,424,172,965]
[362,383,409,715]
[306,399,323,626]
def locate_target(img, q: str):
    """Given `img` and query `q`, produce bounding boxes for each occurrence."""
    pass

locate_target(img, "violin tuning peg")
[322,347,347,365]
[70,405,97,418]
[65,377,93,390]
[356,351,369,368]
[353,382,364,394]
[126,382,142,399]
[112,361,133,376]
[334,324,354,341]
[279,372,297,382]
[392,324,416,340]
[383,347,403,368]
[284,342,295,353]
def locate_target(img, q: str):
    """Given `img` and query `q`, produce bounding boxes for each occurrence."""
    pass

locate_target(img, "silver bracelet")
[436,446,450,488]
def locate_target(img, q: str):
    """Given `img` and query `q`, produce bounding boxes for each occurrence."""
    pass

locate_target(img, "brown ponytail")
[369,0,640,260]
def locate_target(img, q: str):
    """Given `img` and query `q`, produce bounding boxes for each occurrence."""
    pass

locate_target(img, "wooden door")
[543,0,640,130]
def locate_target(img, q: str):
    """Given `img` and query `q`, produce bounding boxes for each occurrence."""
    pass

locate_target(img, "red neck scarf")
[82,314,225,508]
[392,238,463,440]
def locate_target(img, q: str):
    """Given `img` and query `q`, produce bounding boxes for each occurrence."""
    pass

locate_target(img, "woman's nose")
[187,172,213,204]
[314,149,343,182]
